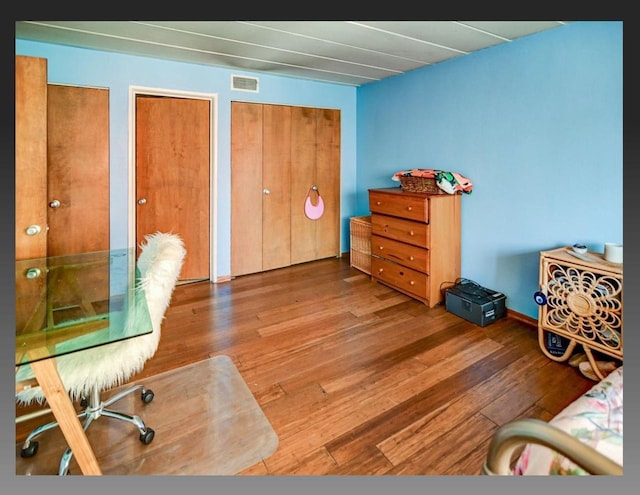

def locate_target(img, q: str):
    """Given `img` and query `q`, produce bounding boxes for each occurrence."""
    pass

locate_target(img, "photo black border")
[3,13,637,494]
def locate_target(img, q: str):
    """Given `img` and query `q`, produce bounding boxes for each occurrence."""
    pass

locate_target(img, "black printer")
[445,280,506,327]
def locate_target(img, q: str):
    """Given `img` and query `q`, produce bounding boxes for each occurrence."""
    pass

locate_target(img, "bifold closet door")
[261,105,292,271]
[231,102,292,276]
[231,102,262,276]
[231,101,339,276]
[290,107,340,265]
[314,108,341,260]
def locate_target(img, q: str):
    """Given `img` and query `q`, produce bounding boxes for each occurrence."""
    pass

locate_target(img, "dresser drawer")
[371,257,429,300]
[371,213,429,248]
[369,189,429,223]
[371,234,429,273]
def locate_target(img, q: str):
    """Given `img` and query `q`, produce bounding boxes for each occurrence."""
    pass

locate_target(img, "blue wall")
[356,21,622,318]
[16,20,622,319]
[15,39,358,279]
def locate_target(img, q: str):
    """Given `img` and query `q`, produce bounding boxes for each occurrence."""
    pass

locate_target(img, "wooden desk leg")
[29,358,102,475]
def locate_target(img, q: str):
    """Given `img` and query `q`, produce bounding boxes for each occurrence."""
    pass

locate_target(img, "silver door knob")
[25,225,41,236]
[49,199,61,208]
[138,198,147,205]
[263,189,271,195]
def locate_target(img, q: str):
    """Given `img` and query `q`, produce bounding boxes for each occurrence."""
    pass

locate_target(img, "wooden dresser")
[369,188,461,307]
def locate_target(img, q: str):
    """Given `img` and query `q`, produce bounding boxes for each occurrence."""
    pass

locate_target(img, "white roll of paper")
[604,243,623,263]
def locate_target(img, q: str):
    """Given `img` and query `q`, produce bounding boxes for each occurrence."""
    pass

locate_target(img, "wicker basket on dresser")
[538,246,623,381]
[368,187,461,307]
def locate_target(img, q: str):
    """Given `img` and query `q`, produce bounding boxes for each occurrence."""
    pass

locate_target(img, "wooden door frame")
[127,86,218,282]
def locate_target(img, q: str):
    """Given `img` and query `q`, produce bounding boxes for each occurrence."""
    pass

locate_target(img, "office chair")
[16,232,186,475]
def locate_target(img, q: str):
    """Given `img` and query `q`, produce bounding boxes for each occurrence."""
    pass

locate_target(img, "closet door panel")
[262,105,292,271]
[231,102,263,276]
[290,106,319,265]
[315,108,341,259]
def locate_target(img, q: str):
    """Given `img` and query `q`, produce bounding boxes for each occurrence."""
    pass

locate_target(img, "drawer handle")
[410,280,415,286]
[409,255,415,261]
[407,206,412,211]
[409,230,415,236]
[378,268,384,274]
[378,246,384,250]
[376,201,382,206]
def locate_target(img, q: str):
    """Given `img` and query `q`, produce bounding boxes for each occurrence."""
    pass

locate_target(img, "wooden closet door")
[290,106,318,264]
[314,108,341,259]
[231,102,292,275]
[15,55,48,261]
[290,107,341,264]
[231,102,340,275]
[136,95,211,281]
[46,84,110,256]
[231,102,263,276]
[262,105,292,271]
[15,61,111,260]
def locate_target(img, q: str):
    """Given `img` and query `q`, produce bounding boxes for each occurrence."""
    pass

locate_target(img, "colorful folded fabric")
[393,168,439,179]
[392,168,473,194]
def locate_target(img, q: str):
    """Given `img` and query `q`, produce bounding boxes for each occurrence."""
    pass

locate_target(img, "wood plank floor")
[16,255,596,475]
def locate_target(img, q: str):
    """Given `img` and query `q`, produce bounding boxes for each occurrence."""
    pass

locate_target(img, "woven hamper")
[398,176,445,194]
[350,215,372,275]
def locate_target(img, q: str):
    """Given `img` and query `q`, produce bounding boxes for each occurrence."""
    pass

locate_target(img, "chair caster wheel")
[140,428,155,445]
[20,441,39,458]
[141,389,154,404]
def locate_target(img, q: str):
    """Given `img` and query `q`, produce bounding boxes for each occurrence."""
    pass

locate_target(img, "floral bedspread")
[513,366,623,475]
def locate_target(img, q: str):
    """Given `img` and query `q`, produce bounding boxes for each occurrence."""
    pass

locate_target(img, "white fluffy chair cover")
[16,232,186,405]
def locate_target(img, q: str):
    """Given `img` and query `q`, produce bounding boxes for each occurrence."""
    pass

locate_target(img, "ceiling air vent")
[231,75,259,93]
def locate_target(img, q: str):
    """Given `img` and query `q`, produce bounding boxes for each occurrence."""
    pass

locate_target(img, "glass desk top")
[15,248,152,366]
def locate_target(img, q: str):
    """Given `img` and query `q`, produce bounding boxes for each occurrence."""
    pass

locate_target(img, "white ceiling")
[15,20,568,87]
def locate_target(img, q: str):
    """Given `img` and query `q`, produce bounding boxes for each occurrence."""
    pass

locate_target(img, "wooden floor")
[16,255,596,475]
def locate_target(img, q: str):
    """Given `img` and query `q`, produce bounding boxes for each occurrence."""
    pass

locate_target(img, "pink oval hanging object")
[304,186,325,220]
